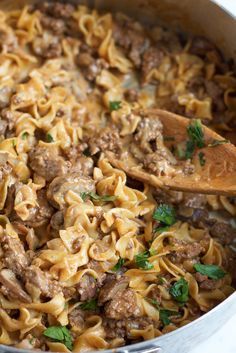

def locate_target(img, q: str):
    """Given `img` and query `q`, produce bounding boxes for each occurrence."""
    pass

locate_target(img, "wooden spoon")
[106,109,236,196]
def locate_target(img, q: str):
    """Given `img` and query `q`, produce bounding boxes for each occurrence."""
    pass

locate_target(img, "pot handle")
[115,346,162,353]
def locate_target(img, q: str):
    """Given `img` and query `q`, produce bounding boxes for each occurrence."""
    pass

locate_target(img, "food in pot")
[0,2,235,352]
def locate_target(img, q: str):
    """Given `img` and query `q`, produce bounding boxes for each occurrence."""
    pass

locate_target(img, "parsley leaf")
[169,278,189,303]
[80,299,97,311]
[193,263,226,280]
[46,133,54,143]
[112,258,125,271]
[187,119,205,148]
[148,298,160,309]
[185,140,195,159]
[109,101,122,111]
[83,147,91,156]
[135,251,154,270]
[208,139,229,147]
[154,226,170,234]
[153,204,176,226]
[43,326,73,350]
[198,151,206,166]
[80,192,117,202]
[21,132,29,140]
[160,309,179,326]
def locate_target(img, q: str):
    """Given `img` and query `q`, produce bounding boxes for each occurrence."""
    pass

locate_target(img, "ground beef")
[0,269,32,303]
[189,36,216,57]
[124,89,139,103]
[50,211,64,231]
[168,239,205,263]
[141,46,164,81]
[71,156,94,176]
[0,233,29,276]
[98,276,129,304]
[29,146,70,182]
[194,272,223,290]
[40,16,66,35]
[32,35,62,59]
[47,172,96,209]
[24,265,62,299]
[24,190,54,228]
[76,51,109,81]
[76,275,98,301]
[182,193,207,209]
[89,126,122,155]
[210,222,235,245]
[134,117,163,152]
[37,2,75,19]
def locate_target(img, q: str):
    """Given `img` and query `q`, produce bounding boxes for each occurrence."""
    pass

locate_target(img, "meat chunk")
[168,239,205,263]
[76,52,108,82]
[24,265,62,299]
[141,47,164,80]
[47,172,96,209]
[38,2,74,19]
[76,274,97,301]
[40,16,66,35]
[32,35,62,59]
[104,288,140,320]
[0,269,31,303]
[29,146,70,182]
[71,156,94,176]
[182,193,207,209]
[24,190,54,228]
[69,308,85,331]
[0,234,28,276]
[89,126,122,155]
[134,117,163,152]
[191,208,210,227]
[195,272,223,290]
[210,222,235,245]
[50,211,64,231]
[98,276,129,304]
[189,36,216,57]
[104,317,154,339]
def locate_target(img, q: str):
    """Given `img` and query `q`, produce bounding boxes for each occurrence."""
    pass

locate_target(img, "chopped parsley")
[208,139,229,147]
[193,263,226,280]
[169,278,189,304]
[43,326,73,350]
[185,140,195,160]
[154,226,170,234]
[135,251,154,270]
[187,119,205,148]
[112,257,125,271]
[109,101,122,111]
[80,299,97,311]
[21,132,29,140]
[198,151,206,166]
[80,192,117,202]
[83,147,91,157]
[160,309,179,326]
[46,133,54,143]
[153,204,176,226]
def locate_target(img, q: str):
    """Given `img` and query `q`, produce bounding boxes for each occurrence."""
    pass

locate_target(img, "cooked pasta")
[0,1,235,352]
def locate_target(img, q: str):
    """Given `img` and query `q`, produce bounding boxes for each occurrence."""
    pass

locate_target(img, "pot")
[0,1,235,353]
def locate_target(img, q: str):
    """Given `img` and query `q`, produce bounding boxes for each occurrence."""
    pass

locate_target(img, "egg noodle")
[0,2,235,352]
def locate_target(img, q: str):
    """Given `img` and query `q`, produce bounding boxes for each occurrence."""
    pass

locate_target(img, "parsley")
[153,204,176,226]
[80,192,117,202]
[160,309,179,326]
[112,257,125,271]
[193,263,226,280]
[169,278,189,303]
[43,326,73,350]
[135,251,154,270]
[80,299,97,311]
[22,132,29,140]
[198,152,206,166]
[187,119,205,148]
[148,298,160,309]
[185,140,195,159]
[208,139,229,147]
[83,147,91,156]
[154,226,170,234]
[46,133,54,143]
[109,101,122,111]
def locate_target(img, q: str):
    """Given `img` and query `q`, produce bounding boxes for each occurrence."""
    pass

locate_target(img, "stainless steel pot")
[0,1,235,353]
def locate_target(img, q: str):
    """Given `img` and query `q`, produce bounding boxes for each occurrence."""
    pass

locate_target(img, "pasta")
[0,1,235,352]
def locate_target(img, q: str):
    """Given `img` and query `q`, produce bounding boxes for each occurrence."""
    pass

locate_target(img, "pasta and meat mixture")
[0,1,235,352]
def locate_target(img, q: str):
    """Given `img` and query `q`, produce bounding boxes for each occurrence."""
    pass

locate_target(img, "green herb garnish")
[43,326,73,350]
[153,204,176,226]
[112,257,125,271]
[109,101,122,111]
[80,299,97,311]
[193,263,226,280]
[135,251,154,270]
[154,226,170,234]
[187,119,205,148]
[83,147,91,157]
[198,151,206,166]
[169,278,189,303]
[22,132,29,140]
[160,309,179,326]
[148,298,160,309]
[46,133,54,143]
[185,140,195,159]
[80,192,117,202]
[208,139,229,147]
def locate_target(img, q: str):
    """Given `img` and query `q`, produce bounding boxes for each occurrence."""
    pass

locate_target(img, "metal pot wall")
[0,1,235,353]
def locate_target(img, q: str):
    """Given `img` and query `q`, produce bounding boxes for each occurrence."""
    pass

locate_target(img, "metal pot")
[0,1,235,353]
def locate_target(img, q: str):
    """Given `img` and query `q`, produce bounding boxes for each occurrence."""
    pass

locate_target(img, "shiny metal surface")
[0,1,235,353]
